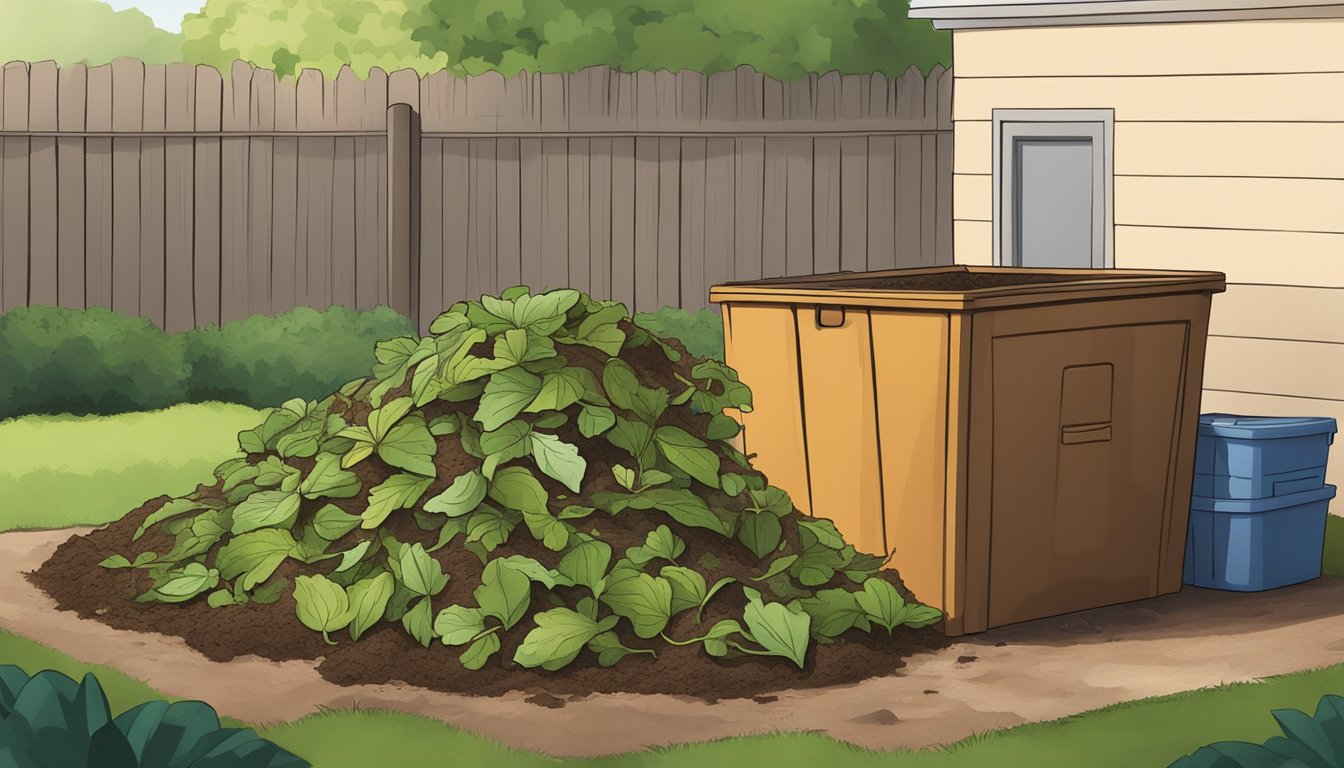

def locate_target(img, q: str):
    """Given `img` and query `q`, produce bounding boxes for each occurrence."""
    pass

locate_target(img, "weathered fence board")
[0,59,952,330]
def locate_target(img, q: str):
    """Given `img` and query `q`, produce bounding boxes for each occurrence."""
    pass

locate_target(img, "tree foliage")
[1,0,183,66]
[180,0,949,80]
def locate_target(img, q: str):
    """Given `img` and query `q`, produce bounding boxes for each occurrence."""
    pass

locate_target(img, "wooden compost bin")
[710,266,1226,636]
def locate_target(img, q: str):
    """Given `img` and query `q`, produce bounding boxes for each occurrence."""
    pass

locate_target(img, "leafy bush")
[0,307,191,419]
[108,288,940,674]
[633,307,724,361]
[2,0,183,67]
[0,665,307,767]
[181,0,949,80]
[0,306,413,420]
[1169,694,1344,767]
[183,306,414,408]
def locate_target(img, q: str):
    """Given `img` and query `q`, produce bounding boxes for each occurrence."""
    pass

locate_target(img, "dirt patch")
[32,503,947,702]
[11,528,1344,758]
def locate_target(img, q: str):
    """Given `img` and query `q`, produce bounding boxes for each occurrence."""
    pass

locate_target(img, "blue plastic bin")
[1194,414,1336,499]
[1183,484,1336,591]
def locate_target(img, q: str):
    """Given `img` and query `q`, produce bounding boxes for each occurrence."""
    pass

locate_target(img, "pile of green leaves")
[0,665,307,767]
[1170,694,1344,768]
[106,288,940,673]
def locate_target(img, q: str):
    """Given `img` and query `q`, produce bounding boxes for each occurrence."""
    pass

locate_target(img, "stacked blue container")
[1184,414,1337,591]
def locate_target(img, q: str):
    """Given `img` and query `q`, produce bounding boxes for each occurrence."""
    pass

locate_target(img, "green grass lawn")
[0,403,262,532]
[1,624,1342,768]
[0,405,1341,767]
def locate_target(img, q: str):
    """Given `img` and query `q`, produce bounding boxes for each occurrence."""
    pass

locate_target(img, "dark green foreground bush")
[0,306,413,420]
[0,665,307,768]
[1170,693,1344,767]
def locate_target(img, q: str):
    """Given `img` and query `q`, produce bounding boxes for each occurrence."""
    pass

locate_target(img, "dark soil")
[832,271,1091,291]
[28,321,951,704]
[32,497,949,703]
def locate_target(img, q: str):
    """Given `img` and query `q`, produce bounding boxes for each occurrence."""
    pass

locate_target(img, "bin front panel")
[795,305,887,558]
[721,302,813,514]
[870,310,952,610]
[986,321,1189,627]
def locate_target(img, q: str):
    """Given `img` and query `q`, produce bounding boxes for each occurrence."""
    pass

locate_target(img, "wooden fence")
[0,59,952,331]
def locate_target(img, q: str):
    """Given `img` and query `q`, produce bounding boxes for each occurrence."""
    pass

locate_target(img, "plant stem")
[322,631,337,646]
[726,641,775,658]
[659,631,709,646]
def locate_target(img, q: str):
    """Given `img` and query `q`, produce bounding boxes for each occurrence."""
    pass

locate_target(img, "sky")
[102,0,204,32]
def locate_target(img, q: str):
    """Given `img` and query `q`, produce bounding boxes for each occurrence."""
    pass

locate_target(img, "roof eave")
[908,0,1344,28]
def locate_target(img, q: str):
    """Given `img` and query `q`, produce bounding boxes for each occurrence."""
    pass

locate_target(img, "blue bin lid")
[1191,484,1336,514]
[1198,413,1338,441]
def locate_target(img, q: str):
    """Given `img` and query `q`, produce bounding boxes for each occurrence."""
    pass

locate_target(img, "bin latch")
[817,306,846,328]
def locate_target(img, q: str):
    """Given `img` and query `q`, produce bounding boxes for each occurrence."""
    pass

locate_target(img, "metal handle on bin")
[817,307,846,328]
[1061,422,1113,445]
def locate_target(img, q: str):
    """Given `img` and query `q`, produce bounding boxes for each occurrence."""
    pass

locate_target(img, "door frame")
[991,108,1115,269]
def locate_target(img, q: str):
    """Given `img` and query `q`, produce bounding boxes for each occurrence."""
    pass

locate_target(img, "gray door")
[1015,139,1095,268]
[993,111,1114,269]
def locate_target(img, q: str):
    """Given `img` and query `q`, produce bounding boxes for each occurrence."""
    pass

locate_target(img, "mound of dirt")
[30,290,950,701]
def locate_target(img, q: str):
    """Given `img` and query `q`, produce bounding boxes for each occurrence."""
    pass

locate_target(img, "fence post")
[386,102,419,324]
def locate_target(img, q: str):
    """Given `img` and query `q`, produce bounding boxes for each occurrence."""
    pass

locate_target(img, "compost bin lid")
[707,266,1226,311]
[1198,414,1338,442]
[1190,484,1337,514]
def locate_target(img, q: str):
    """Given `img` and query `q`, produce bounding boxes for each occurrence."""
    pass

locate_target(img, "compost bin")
[710,265,1226,635]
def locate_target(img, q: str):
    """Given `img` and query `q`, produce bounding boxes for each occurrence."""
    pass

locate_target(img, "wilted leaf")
[529,432,586,493]
[216,529,296,591]
[513,608,614,671]
[401,596,437,648]
[601,572,673,639]
[299,453,362,499]
[346,572,395,641]
[557,539,612,597]
[398,543,449,597]
[738,510,783,560]
[434,605,487,646]
[423,470,488,518]
[312,504,362,540]
[654,426,720,489]
[475,367,544,431]
[474,559,532,630]
[741,589,811,668]
[294,574,353,643]
[578,405,617,437]
[362,473,434,529]
[377,415,438,477]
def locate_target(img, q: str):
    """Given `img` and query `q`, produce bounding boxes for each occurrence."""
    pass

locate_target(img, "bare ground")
[6,527,1344,758]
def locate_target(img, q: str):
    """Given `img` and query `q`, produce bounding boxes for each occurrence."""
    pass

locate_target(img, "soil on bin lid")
[826,270,1099,292]
[28,321,950,704]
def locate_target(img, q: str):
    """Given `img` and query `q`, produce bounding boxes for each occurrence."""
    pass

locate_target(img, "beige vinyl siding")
[950,16,1344,432]
[1199,390,1344,490]
[953,19,1344,77]
[953,74,1344,122]
[1114,227,1344,287]
[1208,286,1344,343]
[956,121,1344,179]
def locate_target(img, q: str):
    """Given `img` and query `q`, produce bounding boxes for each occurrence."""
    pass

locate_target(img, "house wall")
[949,19,1344,488]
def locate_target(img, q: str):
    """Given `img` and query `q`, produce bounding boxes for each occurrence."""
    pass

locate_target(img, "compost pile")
[35,289,948,701]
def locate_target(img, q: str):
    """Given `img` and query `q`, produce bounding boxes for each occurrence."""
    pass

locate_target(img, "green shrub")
[0,307,190,419]
[1169,693,1344,767]
[183,306,414,408]
[633,307,724,361]
[0,665,308,767]
[0,306,414,421]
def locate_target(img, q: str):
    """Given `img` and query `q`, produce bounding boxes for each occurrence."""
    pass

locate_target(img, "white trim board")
[909,0,1344,28]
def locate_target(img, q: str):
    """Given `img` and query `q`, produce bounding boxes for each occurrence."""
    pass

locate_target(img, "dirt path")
[5,528,1344,757]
